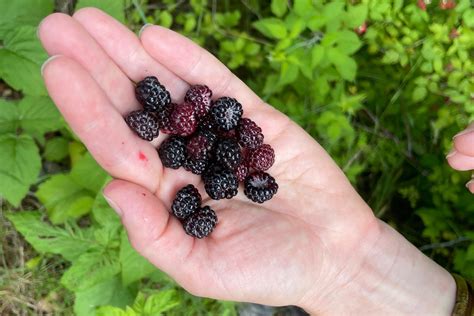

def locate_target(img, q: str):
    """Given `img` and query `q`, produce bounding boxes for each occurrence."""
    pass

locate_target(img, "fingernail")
[446,149,457,159]
[453,128,474,139]
[41,55,61,76]
[139,23,153,37]
[103,193,122,216]
[466,179,474,190]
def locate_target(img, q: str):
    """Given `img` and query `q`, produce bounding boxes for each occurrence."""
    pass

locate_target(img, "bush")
[0,0,473,314]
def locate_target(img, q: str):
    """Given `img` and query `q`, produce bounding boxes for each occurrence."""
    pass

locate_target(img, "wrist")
[301,219,456,315]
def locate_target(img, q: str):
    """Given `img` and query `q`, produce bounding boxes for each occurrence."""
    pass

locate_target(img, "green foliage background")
[0,0,473,314]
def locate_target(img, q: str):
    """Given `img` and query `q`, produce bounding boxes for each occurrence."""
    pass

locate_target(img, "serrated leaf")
[327,48,357,81]
[0,134,41,206]
[120,230,156,287]
[0,99,19,134]
[74,276,134,316]
[76,0,125,23]
[271,0,287,17]
[346,4,368,28]
[278,62,299,86]
[70,152,108,193]
[7,211,95,261]
[0,0,53,38]
[36,174,93,224]
[0,25,48,95]
[61,250,121,291]
[253,18,287,39]
[143,290,180,314]
[18,96,63,137]
[44,137,69,162]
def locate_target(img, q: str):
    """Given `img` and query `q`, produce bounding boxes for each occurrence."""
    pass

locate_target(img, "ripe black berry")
[171,184,201,220]
[238,118,264,149]
[184,85,212,119]
[170,102,197,136]
[135,76,171,112]
[211,97,243,131]
[203,165,239,200]
[183,206,218,239]
[125,110,160,141]
[248,144,275,171]
[183,158,208,175]
[158,136,186,169]
[215,139,241,170]
[244,172,278,203]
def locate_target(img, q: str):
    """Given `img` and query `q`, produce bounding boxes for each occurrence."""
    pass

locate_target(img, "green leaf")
[36,174,93,223]
[253,18,287,39]
[0,99,19,134]
[271,0,287,17]
[143,290,180,314]
[345,4,368,28]
[120,230,156,287]
[61,250,121,291]
[293,0,313,17]
[158,11,173,28]
[311,45,325,68]
[96,306,130,316]
[412,86,427,102]
[0,0,53,38]
[76,0,125,23]
[91,180,121,228]
[74,276,134,316]
[327,48,357,81]
[7,211,95,261]
[336,30,362,55]
[278,61,299,86]
[44,137,70,162]
[0,134,41,206]
[70,152,108,193]
[0,25,48,95]
[18,96,63,137]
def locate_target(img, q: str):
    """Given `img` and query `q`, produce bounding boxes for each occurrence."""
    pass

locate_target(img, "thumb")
[103,179,196,277]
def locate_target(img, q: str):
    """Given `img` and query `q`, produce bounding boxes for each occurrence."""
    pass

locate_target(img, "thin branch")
[419,237,471,251]
[131,0,147,25]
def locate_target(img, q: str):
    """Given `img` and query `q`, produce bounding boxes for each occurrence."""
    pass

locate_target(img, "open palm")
[39,8,379,310]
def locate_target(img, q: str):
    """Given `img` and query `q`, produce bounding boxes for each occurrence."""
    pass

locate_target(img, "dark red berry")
[125,110,160,141]
[135,76,171,112]
[183,206,218,238]
[155,103,175,134]
[238,118,264,149]
[248,144,275,171]
[211,97,243,131]
[184,85,212,119]
[170,102,197,136]
[234,162,249,182]
[186,134,212,160]
[244,172,278,203]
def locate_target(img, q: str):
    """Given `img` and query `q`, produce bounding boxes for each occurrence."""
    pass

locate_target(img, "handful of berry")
[125,76,278,238]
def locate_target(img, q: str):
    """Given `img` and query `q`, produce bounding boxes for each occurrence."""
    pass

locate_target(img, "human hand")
[447,123,474,193]
[39,8,455,314]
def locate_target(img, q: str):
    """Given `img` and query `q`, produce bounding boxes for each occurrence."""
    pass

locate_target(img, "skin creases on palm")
[39,8,378,309]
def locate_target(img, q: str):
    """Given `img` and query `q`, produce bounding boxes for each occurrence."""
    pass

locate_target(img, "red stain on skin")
[138,151,148,162]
